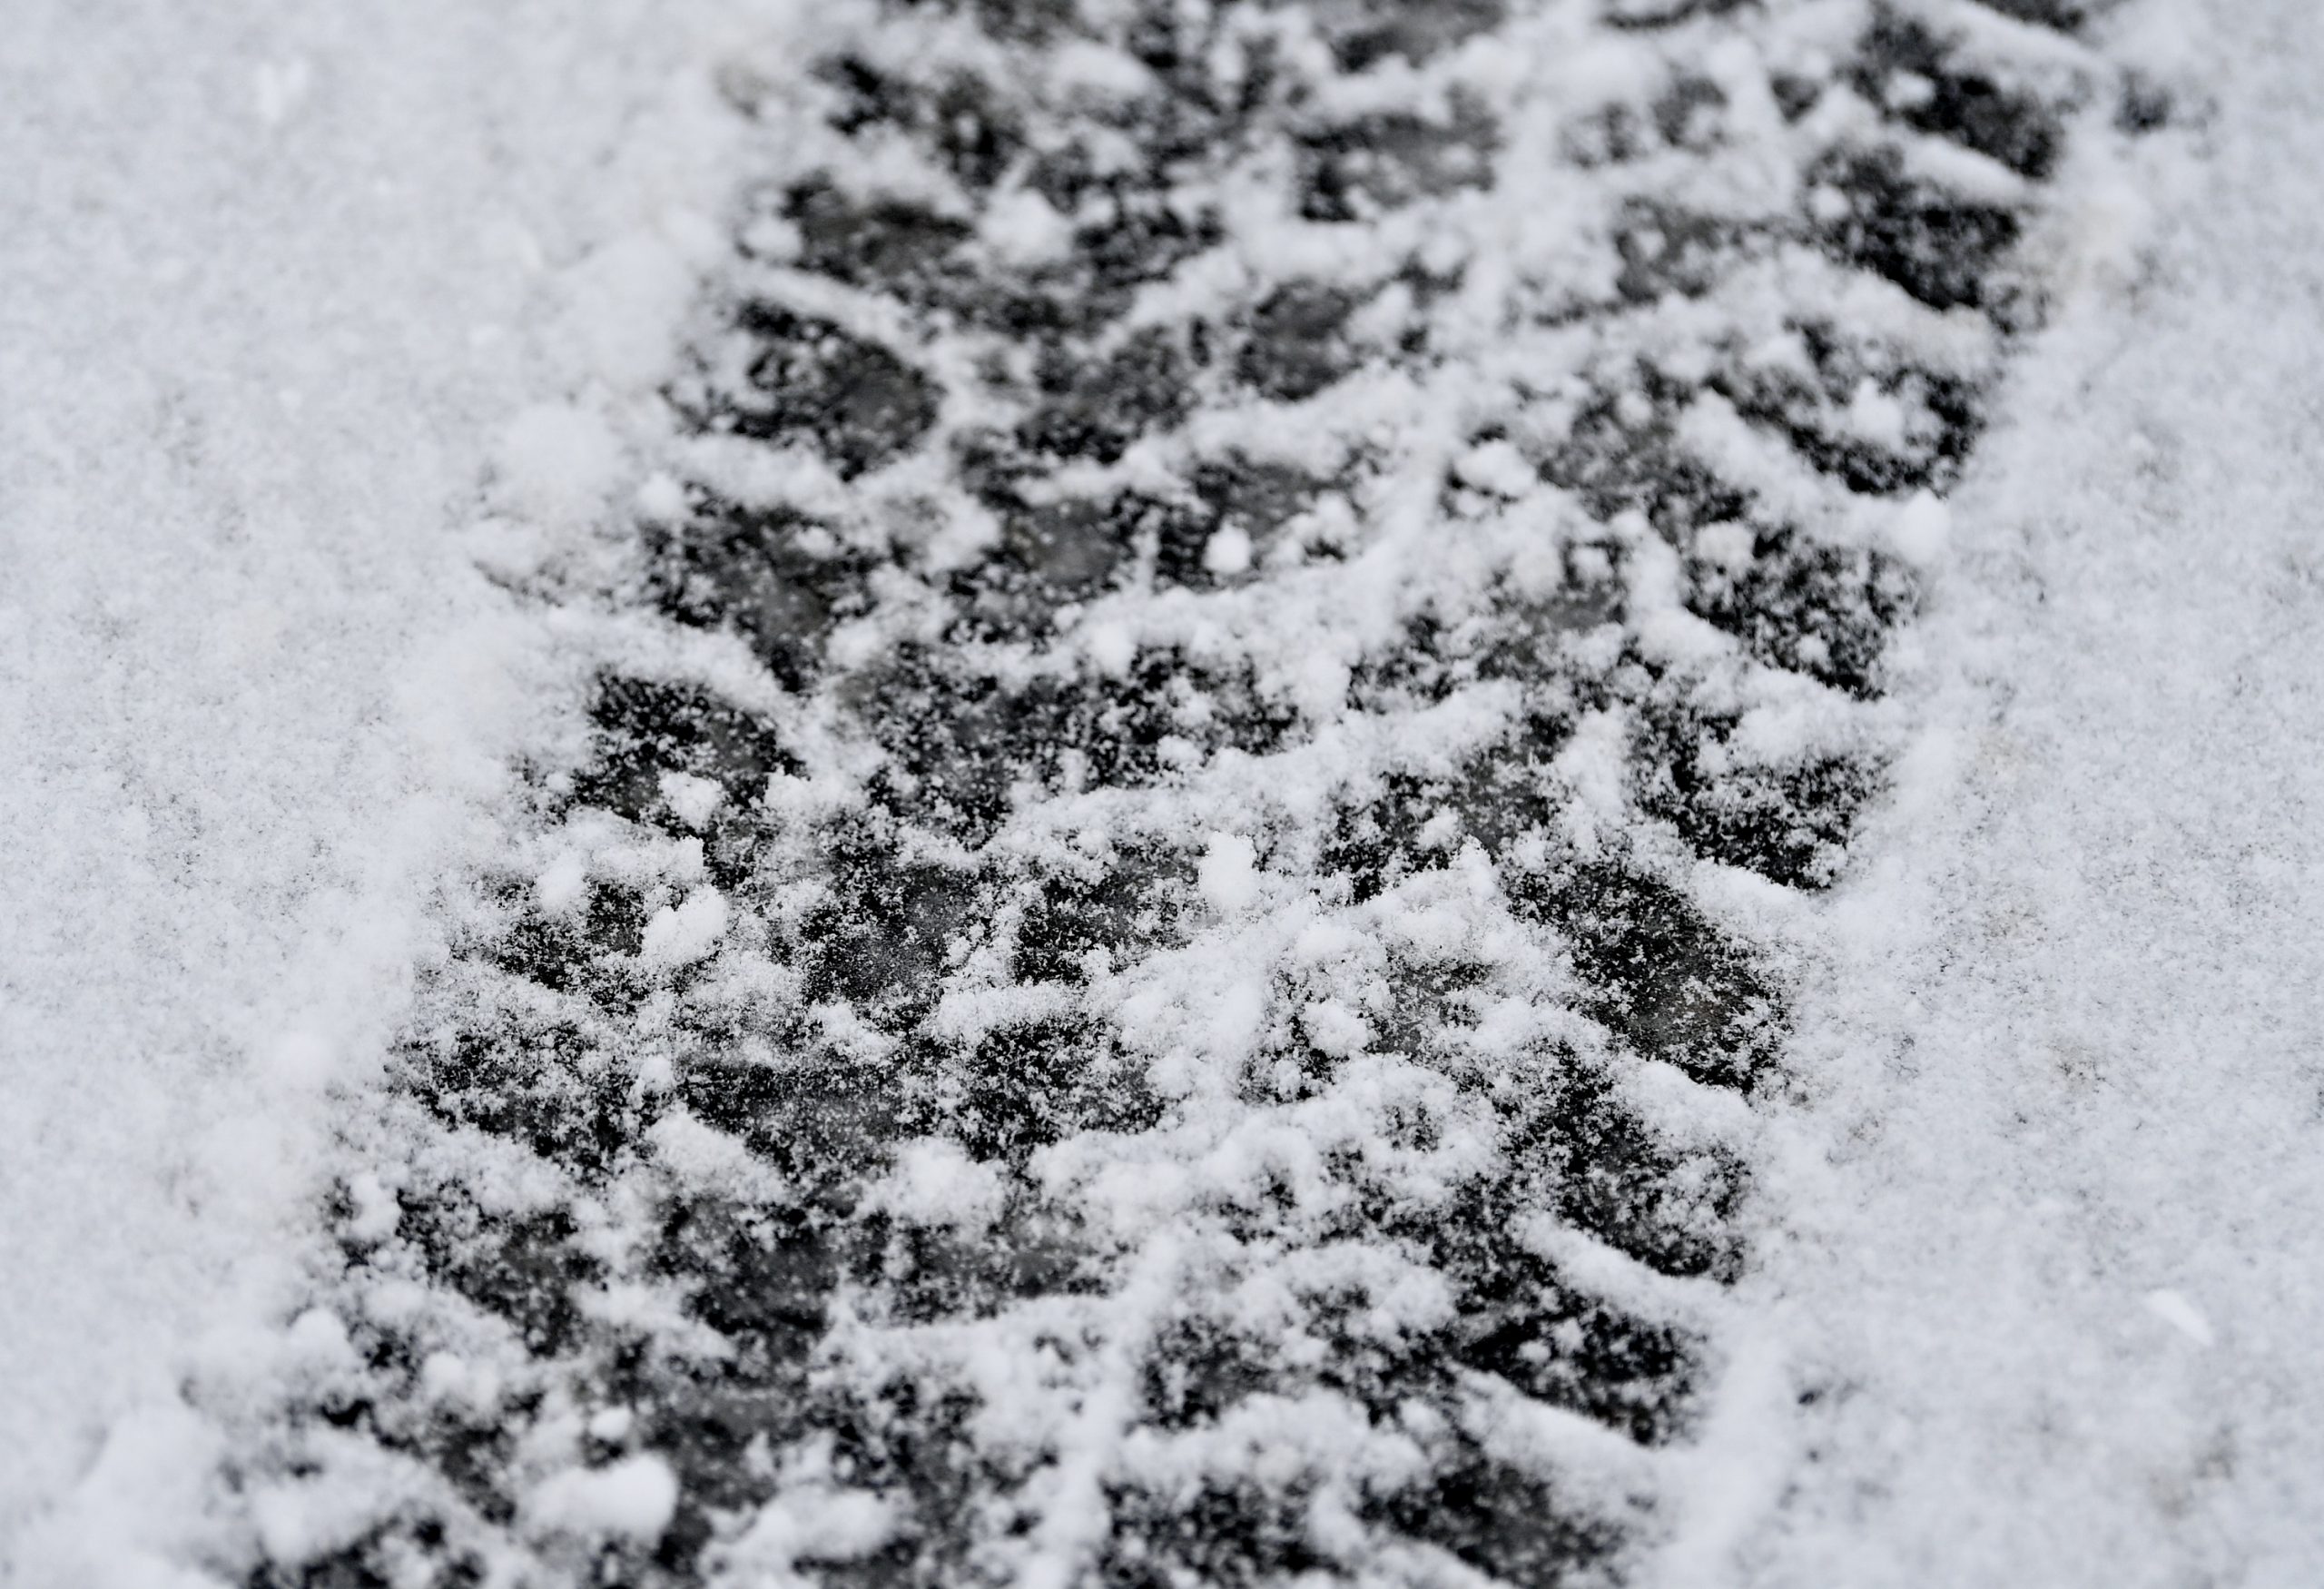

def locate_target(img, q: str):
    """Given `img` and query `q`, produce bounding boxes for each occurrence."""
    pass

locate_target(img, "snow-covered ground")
[0,0,734,1554]
[1728,9,2324,1580]
[3,0,2322,1584]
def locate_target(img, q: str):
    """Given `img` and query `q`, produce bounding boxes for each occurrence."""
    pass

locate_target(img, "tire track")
[215,4,2165,1584]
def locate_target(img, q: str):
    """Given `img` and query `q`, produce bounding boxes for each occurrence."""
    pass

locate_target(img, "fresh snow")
[1718,6,2324,1582]
[0,0,739,1562]
[3,0,2323,1584]
[525,1453,682,1545]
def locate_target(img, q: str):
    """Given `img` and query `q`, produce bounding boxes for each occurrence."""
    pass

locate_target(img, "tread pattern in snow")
[217,3,2155,1584]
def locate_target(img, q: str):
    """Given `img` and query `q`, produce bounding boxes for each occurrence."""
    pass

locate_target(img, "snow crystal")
[657,770,727,830]
[714,1485,899,1581]
[980,187,1076,266]
[2142,1290,2218,1350]
[496,403,624,529]
[639,887,729,968]
[1453,439,1536,498]
[525,1455,680,1545]
[1887,489,1953,567]
[557,232,704,391]
[535,852,589,914]
[1196,831,1262,914]
[635,469,690,522]
[1083,618,1139,676]
[879,1137,1008,1234]
[1202,523,1255,577]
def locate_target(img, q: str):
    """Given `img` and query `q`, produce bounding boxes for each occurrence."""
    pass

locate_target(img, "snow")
[659,770,729,831]
[1202,522,1256,577]
[1886,489,1953,566]
[1701,5,2324,1583]
[1197,831,1264,914]
[639,886,731,968]
[496,402,627,529]
[879,1136,1008,1233]
[536,852,591,915]
[714,1477,900,1584]
[7,0,2324,1582]
[525,1454,682,1545]
[2145,1289,2219,1351]
[0,0,738,1562]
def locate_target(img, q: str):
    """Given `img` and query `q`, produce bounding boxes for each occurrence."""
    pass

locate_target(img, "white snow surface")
[5,0,2324,1583]
[0,0,740,1558]
[1708,6,2324,1584]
